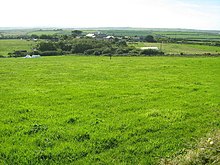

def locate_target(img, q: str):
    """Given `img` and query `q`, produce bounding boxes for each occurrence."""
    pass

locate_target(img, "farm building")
[24,55,32,58]
[86,34,96,38]
[140,47,159,50]
[106,36,115,40]
[24,55,41,58]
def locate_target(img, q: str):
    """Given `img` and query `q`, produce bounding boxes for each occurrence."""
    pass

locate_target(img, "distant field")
[153,31,220,40]
[0,56,219,164]
[0,30,29,37]
[129,42,220,55]
[2,29,220,41]
[101,30,152,36]
[101,30,220,41]
[27,30,71,36]
[0,39,35,56]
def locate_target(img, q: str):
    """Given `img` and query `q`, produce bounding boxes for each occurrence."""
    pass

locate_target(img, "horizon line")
[0,26,220,31]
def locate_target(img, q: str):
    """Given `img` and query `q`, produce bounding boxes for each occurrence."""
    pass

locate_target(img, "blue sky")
[0,0,220,30]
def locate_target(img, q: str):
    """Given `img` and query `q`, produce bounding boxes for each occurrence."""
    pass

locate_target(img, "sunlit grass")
[0,56,219,164]
[129,42,220,55]
[0,39,35,56]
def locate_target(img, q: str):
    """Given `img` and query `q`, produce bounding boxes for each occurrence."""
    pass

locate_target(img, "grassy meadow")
[27,30,71,36]
[129,42,220,55]
[0,39,35,56]
[0,56,219,164]
[153,31,220,41]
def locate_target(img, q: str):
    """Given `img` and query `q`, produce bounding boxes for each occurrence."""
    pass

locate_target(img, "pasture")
[27,30,71,36]
[0,56,219,164]
[101,29,220,41]
[0,39,35,56]
[129,42,220,55]
[153,31,220,40]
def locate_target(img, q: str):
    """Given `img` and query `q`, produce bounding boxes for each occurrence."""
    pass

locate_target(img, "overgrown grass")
[0,56,219,164]
[160,131,220,164]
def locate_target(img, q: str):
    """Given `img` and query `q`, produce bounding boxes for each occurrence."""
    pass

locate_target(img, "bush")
[8,50,28,57]
[84,47,115,56]
[116,40,127,47]
[29,51,40,55]
[102,48,113,54]
[129,49,141,55]
[116,48,131,54]
[84,49,95,55]
[57,42,72,51]
[140,49,164,56]
[39,51,62,56]
[94,50,102,56]
[70,39,112,54]
[71,43,93,54]
[35,38,137,56]
[37,42,57,51]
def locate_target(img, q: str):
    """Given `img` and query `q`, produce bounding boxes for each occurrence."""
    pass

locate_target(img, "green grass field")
[153,31,220,40]
[129,42,220,55]
[0,56,219,164]
[0,39,35,56]
[27,30,71,36]
[100,30,220,41]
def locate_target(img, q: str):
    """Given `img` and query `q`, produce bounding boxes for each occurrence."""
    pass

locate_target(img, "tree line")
[34,38,163,56]
[8,38,164,57]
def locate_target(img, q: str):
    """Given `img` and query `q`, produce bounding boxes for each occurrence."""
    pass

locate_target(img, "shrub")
[102,48,113,54]
[37,42,57,51]
[94,50,102,56]
[57,42,72,51]
[140,49,164,56]
[84,49,95,55]
[128,48,141,55]
[116,40,127,47]
[8,50,28,57]
[116,48,131,54]
[29,51,40,55]
[39,51,62,56]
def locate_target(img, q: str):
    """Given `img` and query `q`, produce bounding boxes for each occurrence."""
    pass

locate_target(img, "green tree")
[71,30,83,38]
[37,42,57,51]
[30,34,39,39]
[143,35,156,42]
